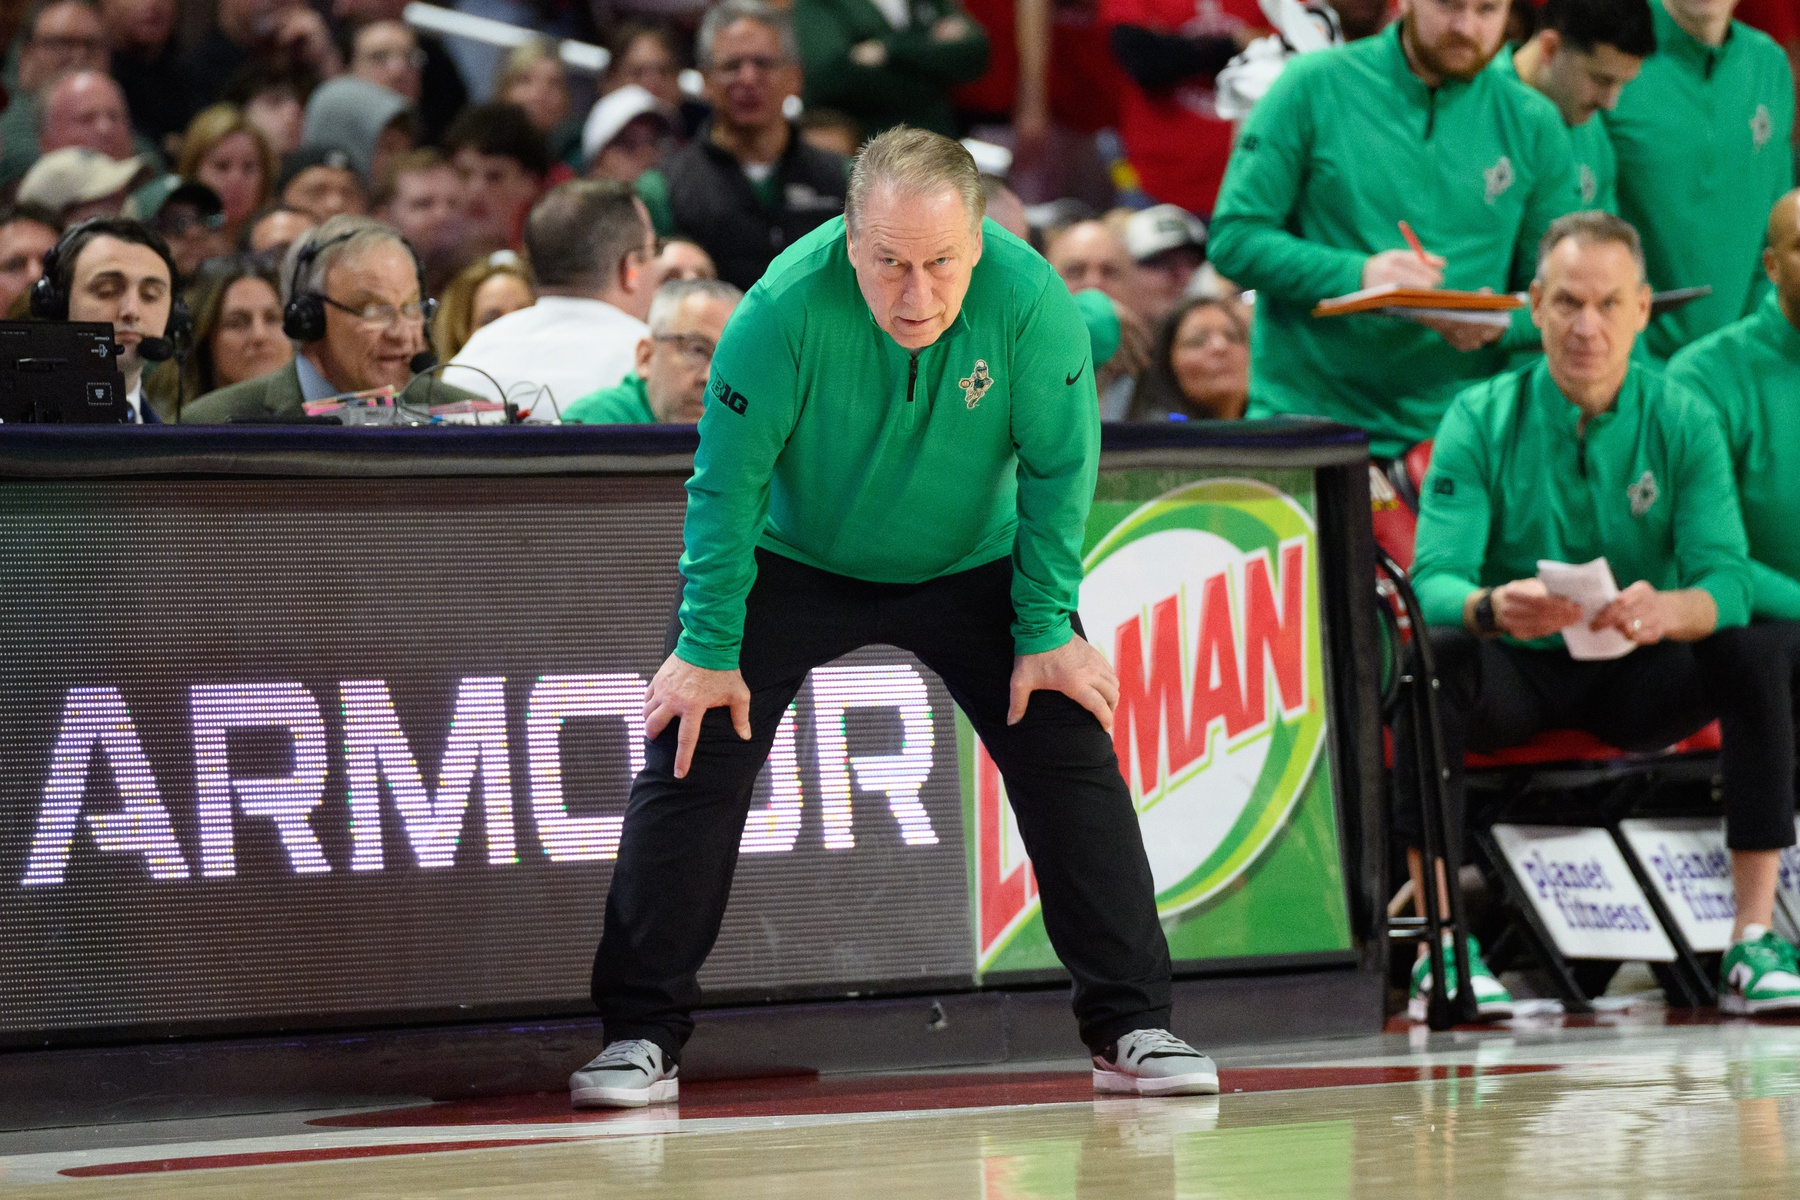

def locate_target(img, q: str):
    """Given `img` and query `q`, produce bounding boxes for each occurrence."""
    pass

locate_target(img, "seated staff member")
[1207,0,1580,459]
[1665,189,1800,1011]
[181,216,477,421]
[569,128,1217,1109]
[1493,0,1657,213]
[561,278,743,425]
[30,216,186,423]
[1405,211,1800,1018]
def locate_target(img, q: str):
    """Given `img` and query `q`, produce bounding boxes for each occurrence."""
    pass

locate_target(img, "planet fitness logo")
[972,479,1327,967]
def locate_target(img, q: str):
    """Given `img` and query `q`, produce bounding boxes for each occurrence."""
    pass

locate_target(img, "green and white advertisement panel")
[964,469,1354,975]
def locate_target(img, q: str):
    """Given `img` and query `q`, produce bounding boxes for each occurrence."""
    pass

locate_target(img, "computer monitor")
[0,320,129,424]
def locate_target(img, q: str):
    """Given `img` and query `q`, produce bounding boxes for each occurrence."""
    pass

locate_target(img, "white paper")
[1380,305,1514,328]
[1537,557,1634,660]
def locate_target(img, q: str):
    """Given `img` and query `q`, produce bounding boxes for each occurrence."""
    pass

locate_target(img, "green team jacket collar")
[1375,21,1477,116]
[1652,1,1740,76]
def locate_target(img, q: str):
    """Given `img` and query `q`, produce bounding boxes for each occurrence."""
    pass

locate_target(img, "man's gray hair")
[697,0,798,68]
[524,179,648,290]
[648,278,744,336]
[281,213,413,306]
[1535,210,1646,282]
[846,126,986,234]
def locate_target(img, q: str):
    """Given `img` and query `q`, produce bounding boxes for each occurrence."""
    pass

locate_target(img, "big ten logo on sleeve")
[1490,824,1676,961]
[708,375,748,415]
[1618,817,1735,952]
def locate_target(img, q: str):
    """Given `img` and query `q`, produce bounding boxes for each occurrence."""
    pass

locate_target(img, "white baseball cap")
[582,85,674,164]
[1124,204,1208,263]
[18,148,146,215]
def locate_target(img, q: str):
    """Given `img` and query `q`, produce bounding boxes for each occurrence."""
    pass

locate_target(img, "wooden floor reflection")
[6,1020,1800,1197]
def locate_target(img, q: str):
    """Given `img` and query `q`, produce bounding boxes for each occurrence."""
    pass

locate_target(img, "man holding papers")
[1208,0,1580,458]
[1407,212,1800,1017]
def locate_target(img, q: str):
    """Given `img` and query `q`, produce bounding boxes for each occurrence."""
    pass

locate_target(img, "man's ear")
[971,220,983,266]
[1767,245,1779,287]
[1632,281,1653,332]
[1527,279,1544,329]
[634,335,654,377]
[1538,29,1562,66]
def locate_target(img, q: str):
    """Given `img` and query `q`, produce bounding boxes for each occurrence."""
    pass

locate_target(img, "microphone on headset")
[138,336,177,363]
[409,349,438,374]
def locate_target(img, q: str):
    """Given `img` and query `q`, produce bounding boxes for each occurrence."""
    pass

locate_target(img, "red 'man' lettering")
[1113,594,1189,795]
[1189,572,1249,761]
[1243,542,1307,723]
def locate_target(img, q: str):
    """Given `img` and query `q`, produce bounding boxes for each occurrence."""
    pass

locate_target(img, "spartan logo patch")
[1627,469,1659,518]
[1579,164,1598,206]
[708,375,749,415]
[960,359,994,409]
[1752,104,1774,150]
[1484,156,1515,205]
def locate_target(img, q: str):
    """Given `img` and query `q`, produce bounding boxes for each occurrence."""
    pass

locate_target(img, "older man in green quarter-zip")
[1208,0,1582,459]
[567,128,1219,1111]
[1605,0,1794,358]
[1405,211,1800,1020]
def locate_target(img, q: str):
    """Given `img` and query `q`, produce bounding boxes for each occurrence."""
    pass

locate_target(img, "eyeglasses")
[322,295,428,328]
[156,210,226,237]
[710,54,788,77]
[654,333,716,365]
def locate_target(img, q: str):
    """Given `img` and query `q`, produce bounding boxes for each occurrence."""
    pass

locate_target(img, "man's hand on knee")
[644,654,752,779]
[1008,635,1120,732]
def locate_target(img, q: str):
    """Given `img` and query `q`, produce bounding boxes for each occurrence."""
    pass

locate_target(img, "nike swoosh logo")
[1065,362,1086,386]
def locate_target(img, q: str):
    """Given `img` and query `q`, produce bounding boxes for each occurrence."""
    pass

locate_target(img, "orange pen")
[1398,220,1431,266]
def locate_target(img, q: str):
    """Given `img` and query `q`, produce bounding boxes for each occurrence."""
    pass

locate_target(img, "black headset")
[282,229,437,343]
[30,217,193,359]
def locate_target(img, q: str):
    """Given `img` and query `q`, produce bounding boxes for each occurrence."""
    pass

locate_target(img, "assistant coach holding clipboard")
[570,128,1218,1108]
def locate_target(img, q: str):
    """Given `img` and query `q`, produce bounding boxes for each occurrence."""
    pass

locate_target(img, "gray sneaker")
[1093,1029,1221,1096]
[570,1039,679,1109]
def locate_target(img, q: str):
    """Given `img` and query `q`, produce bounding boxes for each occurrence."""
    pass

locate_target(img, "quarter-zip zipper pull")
[907,354,919,404]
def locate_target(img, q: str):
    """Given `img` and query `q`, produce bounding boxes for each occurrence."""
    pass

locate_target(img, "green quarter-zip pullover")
[674,216,1098,670]
[562,373,656,424]
[1208,24,1579,458]
[1491,47,1618,212]
[1666,292,1800,619]
[1604,3,1794,358]
[1413,359,1750,648]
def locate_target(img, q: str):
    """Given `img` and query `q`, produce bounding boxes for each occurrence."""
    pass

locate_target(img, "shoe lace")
[1123,1028,1198,1060]
[589,1039,661,1072]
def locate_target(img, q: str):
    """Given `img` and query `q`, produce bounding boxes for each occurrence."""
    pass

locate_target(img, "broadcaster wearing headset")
[29,217,192,424]
[180,214,479,423]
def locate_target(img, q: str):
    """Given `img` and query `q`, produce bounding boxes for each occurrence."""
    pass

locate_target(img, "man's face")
[1134,246,1203,323]
[19,2,108,94]
[100,0,174,51]
[0,219,60,317]
[384,165,464,251]
[65,234,172,382]
[650,240,716,288]
[41,73,135,160]
[846,186,982,351]
[1047,222,1138,311]
[156,203,230,278]
[639,294,737,423]
[247,208,316,255]
[245,89,305,156]
[219,0,289,44]
[1404,0,1508,83]
[452,147,539,245]
[1538,36,1643,126]
[1764,196,1800,322]
[312,241,427,393]
[1663,0,1741,35]
[351,20,423,101]
[704,20,801,135]
[1530,237,1651,392]
[614,32,683,110]
[590,115,671,186]
[282,166,367,221]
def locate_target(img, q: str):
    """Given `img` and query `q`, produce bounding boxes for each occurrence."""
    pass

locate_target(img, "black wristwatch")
[1472,588,1500,637]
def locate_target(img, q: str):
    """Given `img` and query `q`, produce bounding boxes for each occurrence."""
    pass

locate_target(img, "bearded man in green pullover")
[1209,0,1581,459]
[568,128,1218,1109]
[1406,211,1800,1019]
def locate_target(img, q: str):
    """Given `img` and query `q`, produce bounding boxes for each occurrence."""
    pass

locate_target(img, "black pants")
[591,550,1172,1062]
[1396,626,1800,853]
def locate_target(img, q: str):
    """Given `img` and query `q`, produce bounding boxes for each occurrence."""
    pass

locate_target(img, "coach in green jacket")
[1605,0,1794,358]
[1209,0,1580,458]
[569,128,1219,1111]
[1408,211,1800,1017]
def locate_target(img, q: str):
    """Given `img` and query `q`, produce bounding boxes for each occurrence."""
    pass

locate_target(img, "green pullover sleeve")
[673,292,802,670]
[1749,560,1800,620]
[796,0,989,128]
[1008,275,1100,656]
[1206,63,1369,307]
[1666,398,1752,629]
[1409,391,1491,628]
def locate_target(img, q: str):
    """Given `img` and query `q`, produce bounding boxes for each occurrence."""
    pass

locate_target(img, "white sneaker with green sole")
[1407,935,1514,1022]
[1720,927,1800,1016]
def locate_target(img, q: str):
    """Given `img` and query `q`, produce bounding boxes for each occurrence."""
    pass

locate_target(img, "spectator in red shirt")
[1101,0,1268,215]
